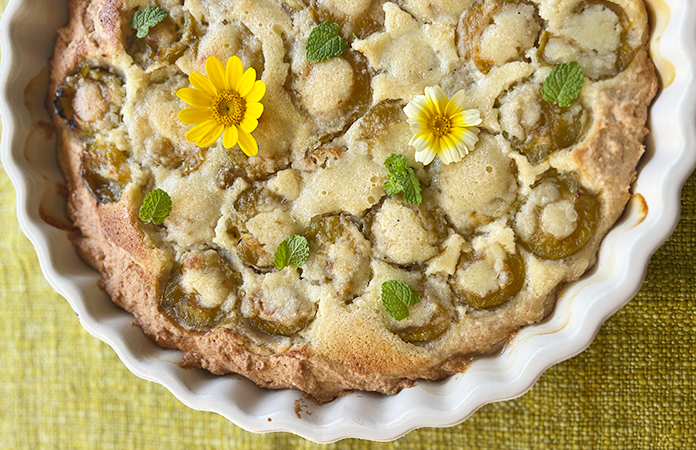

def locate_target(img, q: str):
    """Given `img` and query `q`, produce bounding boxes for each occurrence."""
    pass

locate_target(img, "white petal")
[415,147,437,165]
[445,90,469,117]
[462,109,482,126]
[404,95,428,119]
[424,86,448,115]
[461,128,480,150]
[454,138,470,158]
[450,109,482,128]
[439,136,462,165]
[407,117,427,134]
[409,134,432,152]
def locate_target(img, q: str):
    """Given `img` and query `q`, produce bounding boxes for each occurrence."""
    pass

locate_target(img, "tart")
[49,0,658,402]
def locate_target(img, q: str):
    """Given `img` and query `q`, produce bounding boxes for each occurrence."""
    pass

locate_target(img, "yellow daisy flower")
[176,56,266,156]
[404,86,482,165]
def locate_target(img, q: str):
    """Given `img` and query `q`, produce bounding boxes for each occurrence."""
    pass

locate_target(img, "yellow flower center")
[212,90,246,127]
[429,115,452,138]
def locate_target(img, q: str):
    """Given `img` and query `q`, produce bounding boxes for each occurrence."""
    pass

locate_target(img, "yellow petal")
[237,68,256,97]
[439,135,462,165]
[424,86,448,115]
[450,113,465,128]
[240,116,259,133]
[462,109,482,126]
[407,117,427,134]
[223,125,239,149]
[460,127,480,149]
[226,56,243,92]
[238,128,259,156]
[178,107,212,125]
[186,119,218,143]
[448,126,464,141]
[415,147,437,165]
[429,135,442,155]
[189,72,217,97]
[198,122,224,147]
[444,90,468,117]
[244,80,266,104]
[245,102,264,120]
[206,56,227,92]
[453,135,471,157]
[409,134,432,153]
[177,87,213,108]
[404,95,428,119]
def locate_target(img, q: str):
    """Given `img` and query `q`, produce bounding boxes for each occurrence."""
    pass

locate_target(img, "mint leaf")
[541,62,584,108]
[384,177,403,196]
[384,154,422,204]
[385,153,408,171]
[274,235,310,270]
[382,294,409,321]
[139,188,172,225]
[381,280,421,321]
[306,22,348,62]
[402,168,422,205]
[131,6,168,39]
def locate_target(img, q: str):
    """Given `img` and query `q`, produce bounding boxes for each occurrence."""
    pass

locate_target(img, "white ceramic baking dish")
[1,0,694,442]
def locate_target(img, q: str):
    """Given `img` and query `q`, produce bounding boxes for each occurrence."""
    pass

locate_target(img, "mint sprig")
[139,188,172,225]
[541,62,584,108]
[131,6,168,39]
[274,235,310,270]
[384,154,422,205]
[381,280,421,321]
[306,22,348,62]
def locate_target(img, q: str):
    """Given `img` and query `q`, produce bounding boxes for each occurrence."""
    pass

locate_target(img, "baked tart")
[49,0,657,402]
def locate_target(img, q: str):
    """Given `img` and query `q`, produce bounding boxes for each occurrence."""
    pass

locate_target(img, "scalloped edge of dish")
[1,0,694,443]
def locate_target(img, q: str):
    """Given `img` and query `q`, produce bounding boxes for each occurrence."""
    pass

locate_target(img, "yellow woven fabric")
[1,3,694,449]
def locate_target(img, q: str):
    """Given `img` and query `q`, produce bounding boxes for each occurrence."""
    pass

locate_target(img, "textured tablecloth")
[1,2,694,449]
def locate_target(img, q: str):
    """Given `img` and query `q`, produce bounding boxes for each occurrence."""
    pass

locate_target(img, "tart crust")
[50,0,658,402]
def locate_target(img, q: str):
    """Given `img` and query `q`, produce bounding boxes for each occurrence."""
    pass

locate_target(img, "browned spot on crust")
[98,199,150,263]
[98,0,123,40]
[438,354,476,374]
